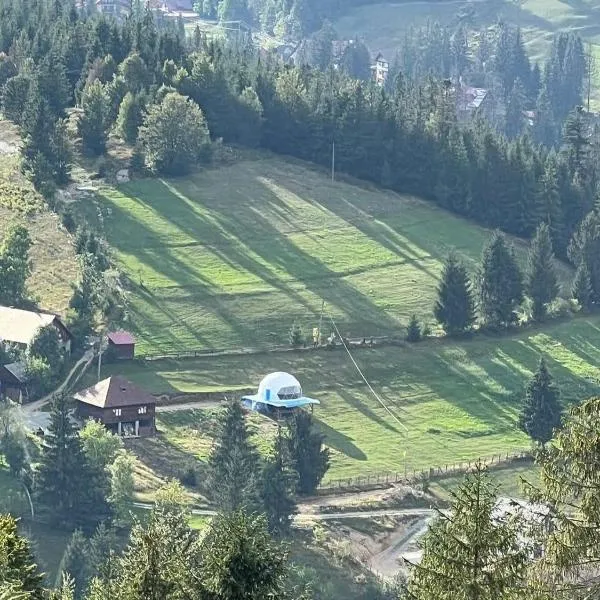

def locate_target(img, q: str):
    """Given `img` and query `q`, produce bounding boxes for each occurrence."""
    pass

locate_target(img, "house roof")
[108,331,136,346]
[4,361,27,383]
[74,376,155,409]
[0,306,58,346]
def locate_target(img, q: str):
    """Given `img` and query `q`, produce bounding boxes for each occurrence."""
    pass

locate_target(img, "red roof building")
[107,331,135,360]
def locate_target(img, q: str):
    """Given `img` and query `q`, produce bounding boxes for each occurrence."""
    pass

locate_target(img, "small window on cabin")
[138,406,147,415]
[113,408,122,417]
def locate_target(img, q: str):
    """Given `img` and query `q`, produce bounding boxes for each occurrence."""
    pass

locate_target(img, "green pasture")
[84,157,567,355]
[100,315,600,481]
[335,0,600,107]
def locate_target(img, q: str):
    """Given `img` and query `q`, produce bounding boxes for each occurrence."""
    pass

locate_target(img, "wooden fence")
[317,451,532,493]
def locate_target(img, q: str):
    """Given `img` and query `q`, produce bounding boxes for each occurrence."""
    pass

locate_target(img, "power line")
[328,314,408,432]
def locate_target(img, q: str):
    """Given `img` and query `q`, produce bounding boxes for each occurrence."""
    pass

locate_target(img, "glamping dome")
[242,372,320,415]
[257,372,302,402]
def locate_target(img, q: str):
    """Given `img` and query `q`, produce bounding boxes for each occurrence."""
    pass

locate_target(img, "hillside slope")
[84,155,570,355]
[0,121,78,315]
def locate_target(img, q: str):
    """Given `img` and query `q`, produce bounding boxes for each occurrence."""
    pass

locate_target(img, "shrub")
[289,322,304,347]
[179,467,198,487]
[406,314,421,342]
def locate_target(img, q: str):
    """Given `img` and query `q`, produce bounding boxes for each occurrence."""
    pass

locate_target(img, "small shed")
[74,375,155,437]
[242,372,320,418]
[107,331,136,360]
[0,361,27,403]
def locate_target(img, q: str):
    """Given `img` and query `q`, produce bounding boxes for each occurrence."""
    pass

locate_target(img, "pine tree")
[406,314,422,342]
[572,263,593,309]
[526,223,560,321]
[207,399,261,512]
[116,92,145,145]
[286,411,330,495]
[407,463,527,600]
[56,530,90,600]
[200,511,288,600]
[35,394,112,531]
[530,396,600,596]
[519,358,562,444]
[261,429,297,538]
[78,81,109,156]
[434,252,476,336]
[0,514,45,599]
[0,223,32,307]
[479,232,524,327]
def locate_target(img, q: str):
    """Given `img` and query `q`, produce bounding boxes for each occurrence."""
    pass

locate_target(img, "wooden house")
[0,306,72,353]
[74,376,156,437]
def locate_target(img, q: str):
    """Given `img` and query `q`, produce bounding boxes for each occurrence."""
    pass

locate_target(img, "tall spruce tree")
[519,358,562,444]
[572,263,593,309]
[530,396,600,597]
[35,394,111,531]
[286,411,330,495]
[434,252,476,336]
[261,429,297,538]
[0,223,31,307]
[56,529,90,600]
[0,514,45,599]
[407,463,527,600]
[479,232,524,327]
[526,222,560,320]
[78,81,109,155]
[199,511,289,600]
[207,400,261,513]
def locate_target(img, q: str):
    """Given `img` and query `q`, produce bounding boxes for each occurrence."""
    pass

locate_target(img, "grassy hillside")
[335,0,600,105]
[82,156,568,356]
[0,121,78,314]
[96,314,600,480]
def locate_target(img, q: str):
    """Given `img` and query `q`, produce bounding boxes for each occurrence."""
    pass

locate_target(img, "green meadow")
[98,315,600,481]
[83,156,567,356]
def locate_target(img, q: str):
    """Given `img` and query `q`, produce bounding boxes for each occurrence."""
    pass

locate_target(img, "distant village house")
[371,53,389,87]
[74,375,156,437]
[456,84,492,121]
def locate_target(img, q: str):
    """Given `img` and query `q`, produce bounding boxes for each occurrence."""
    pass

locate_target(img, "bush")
[60,207,76,233]
[289,322,304,347]
[179,467,198,487]
[406,314,421,342]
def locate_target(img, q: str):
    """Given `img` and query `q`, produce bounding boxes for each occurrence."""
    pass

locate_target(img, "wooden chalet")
[74,376,156,437]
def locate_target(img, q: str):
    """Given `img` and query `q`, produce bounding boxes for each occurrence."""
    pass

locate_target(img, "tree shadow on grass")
[337,387,403,434]
[311,415,368,461]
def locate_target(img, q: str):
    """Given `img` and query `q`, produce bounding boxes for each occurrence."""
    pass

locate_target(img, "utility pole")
[587,43,594,113]
[331,141,335,183]
[330,66,336,183]
[97,335,103,382]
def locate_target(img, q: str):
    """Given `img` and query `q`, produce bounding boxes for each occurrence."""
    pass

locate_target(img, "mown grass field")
[98,315,600,482]
[83,156,569,356]
[335,0,600,106]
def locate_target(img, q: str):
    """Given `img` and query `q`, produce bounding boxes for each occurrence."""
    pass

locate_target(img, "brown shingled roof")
[73,376,155,409]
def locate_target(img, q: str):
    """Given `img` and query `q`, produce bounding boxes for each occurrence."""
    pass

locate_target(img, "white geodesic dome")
[257,372,302,402]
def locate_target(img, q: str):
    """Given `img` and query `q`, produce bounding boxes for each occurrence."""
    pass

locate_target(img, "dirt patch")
[153,389,253,406]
